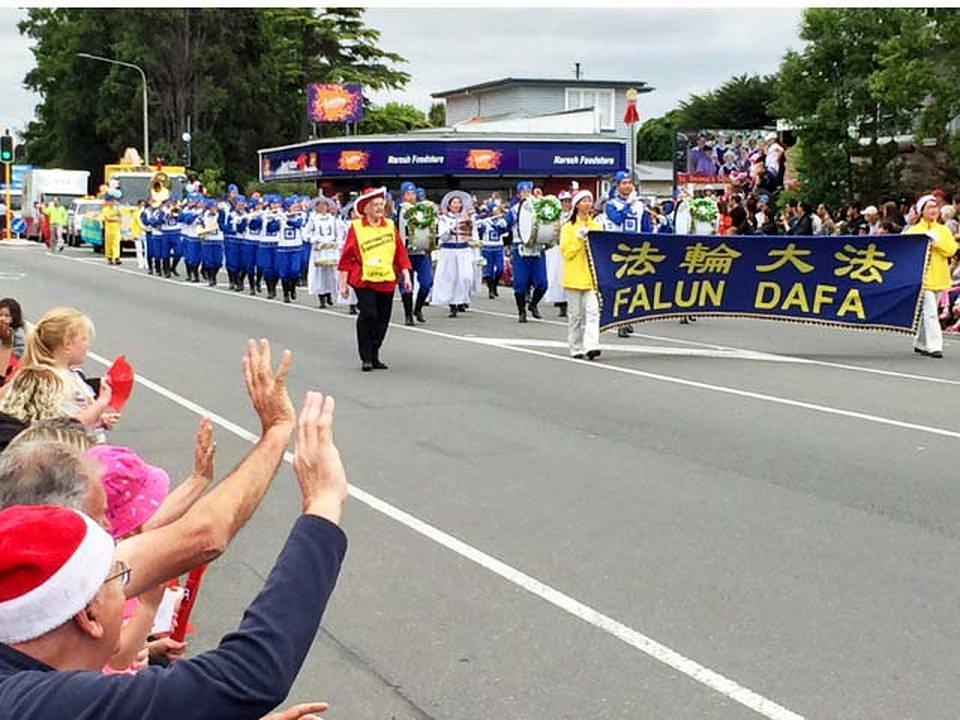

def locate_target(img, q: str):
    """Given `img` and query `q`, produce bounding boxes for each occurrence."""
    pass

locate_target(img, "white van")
[21,169,91,240]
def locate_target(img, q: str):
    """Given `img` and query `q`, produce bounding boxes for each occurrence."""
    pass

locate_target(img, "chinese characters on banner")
[586,233,930,333]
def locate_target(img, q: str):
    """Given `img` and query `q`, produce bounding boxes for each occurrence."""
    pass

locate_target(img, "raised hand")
[242,339,295,436]
[292,391,348,524]
[192,417,216,483]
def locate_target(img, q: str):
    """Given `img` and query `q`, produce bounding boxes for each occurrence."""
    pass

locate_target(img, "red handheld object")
[171,564,207,643]
[105,355,134,412]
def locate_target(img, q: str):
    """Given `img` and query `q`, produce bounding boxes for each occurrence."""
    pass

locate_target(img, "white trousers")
[135,232,148,269]
[914,290,943,353]
[565,288,600,356]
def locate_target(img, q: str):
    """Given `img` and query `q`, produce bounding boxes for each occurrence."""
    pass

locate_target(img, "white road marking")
[57,253,960,439]
[476,337,803,362]
[86,349,804,720]
[463,306,960,384]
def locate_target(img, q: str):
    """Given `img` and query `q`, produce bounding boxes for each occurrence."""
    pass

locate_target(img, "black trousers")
[355,288,394,362]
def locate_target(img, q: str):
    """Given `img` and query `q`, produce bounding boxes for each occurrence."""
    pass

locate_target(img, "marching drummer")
[396,181,436,325]
[433,191,477,318]
[504,180,548,322]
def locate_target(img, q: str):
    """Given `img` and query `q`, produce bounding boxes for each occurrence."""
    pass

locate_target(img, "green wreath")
[688,197,718,224]
[404,201,437,230]
[534,196,562,224]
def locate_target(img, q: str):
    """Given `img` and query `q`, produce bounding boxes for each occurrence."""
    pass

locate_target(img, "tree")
[428,102,446,128]
[870,8,960,186]
[18,8,409,186]
[358,102,428,135]
[635,75,776,162]
[771,8,920,206]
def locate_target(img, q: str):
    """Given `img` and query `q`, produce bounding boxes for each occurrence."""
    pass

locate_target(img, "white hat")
[440,190,473,215]
[0,505,114,644]
[557,190,572,201]
[916,194,938,215]
[569,189,595,221]
[861,205,878,216]
[764,131,778,142]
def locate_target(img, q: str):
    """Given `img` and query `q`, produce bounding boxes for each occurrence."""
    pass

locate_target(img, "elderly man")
[0,339,298,600]
[0,388,348,720]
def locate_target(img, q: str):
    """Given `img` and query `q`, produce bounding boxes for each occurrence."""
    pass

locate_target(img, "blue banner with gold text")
[586,233,929,333]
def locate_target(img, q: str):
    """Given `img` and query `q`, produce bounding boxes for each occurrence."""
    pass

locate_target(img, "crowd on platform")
[0,300,348,720]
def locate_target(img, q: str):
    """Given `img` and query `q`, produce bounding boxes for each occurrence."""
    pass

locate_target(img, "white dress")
[543,240,565,303]
[305,212,341,296]
[333,216,357,306]
[432,213,477,305]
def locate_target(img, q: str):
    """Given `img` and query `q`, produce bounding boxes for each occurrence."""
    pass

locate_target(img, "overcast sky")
[1,6,804,136]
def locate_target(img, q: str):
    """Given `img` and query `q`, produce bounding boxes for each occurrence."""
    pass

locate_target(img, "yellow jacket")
[560,215,602,290]
[101,205,121,242]
[905,220,959,291]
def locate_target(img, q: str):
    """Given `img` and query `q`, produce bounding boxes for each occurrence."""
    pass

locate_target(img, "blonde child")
[22,307,119,439]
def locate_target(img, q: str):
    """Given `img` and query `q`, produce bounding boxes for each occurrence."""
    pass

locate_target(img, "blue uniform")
[479,215,508,282]
[158,207,182,276]
[180,209,202,270]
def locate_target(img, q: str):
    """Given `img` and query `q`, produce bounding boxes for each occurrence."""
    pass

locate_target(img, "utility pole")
[1,130,13,241]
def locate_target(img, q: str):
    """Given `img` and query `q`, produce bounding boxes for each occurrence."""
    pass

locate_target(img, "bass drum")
[518,196,561,250]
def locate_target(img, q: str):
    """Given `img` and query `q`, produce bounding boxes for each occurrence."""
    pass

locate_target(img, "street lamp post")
[76,52,149,165]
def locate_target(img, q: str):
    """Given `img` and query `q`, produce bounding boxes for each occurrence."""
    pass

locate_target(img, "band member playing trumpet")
[433,191,478,318]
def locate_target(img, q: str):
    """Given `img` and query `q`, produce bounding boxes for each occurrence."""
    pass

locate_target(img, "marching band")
[128,169,667,365]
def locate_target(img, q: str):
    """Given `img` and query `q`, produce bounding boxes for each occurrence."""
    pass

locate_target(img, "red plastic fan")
[105,356,134,411]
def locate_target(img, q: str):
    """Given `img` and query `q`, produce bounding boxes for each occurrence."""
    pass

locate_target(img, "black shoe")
[914,347,925,354]
[558,307,567,318]
[458,304,468,312]
[362,361,374,372]
[528,303,542,319]
[488,288,496,300]
[415,310,426,323]
[930,351,944,358]
[518,310,528,323]
[625,325,634,334]
[405,313,415,326]
[349,304,358,315]
[318,297,327,308]
[617,327,630,338]
[372,360,389,370]
[290,286,296,300]
[573,353,585,359]
[448,305,458,318]
[283,291,291,304]
[586,349,602,360]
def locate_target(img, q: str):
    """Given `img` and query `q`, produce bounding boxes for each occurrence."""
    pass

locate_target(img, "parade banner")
[306,83,364,123]
[587,233,929,333]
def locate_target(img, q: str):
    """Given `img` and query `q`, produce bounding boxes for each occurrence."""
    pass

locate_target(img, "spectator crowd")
[0,298,350,720]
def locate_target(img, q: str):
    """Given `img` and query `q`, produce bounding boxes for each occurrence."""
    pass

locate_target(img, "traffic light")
[0,134,12,165]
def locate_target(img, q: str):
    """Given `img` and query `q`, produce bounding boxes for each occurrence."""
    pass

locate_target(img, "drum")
[401,201,438,254]
[517,196,561,253]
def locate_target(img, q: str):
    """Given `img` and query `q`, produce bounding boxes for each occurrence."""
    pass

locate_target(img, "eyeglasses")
[103,560,131,588]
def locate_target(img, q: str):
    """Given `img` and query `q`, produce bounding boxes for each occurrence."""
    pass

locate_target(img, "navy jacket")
[0,515,347,720]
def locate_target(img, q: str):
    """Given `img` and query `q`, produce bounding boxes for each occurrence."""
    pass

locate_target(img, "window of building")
[565,88,615,130]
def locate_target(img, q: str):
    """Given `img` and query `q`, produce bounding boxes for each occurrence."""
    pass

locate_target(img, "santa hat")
[0,505,114,644]
[569,189,595,222]
[89,445,170,539]
[355,186,386,216]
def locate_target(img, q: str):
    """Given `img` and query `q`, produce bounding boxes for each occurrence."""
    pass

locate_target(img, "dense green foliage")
[18,8,409,185]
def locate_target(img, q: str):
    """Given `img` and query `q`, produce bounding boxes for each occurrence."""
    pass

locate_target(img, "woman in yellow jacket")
[906,194,959,358]
[101,191,122,265]
[559,189,603,360]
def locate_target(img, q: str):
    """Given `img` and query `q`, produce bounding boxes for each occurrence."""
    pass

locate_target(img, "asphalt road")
[4,241,960,720]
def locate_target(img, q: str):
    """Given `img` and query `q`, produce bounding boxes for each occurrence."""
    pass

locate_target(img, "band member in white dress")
[432,191,478,318]
[306,197,341,308]
[544,190,572,317]
[336,199,358,314]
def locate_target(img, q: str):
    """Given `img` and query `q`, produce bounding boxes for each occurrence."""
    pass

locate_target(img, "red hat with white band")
[355,186,386,216]
[0,505,115,644]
